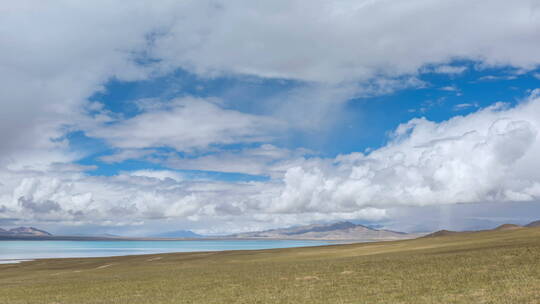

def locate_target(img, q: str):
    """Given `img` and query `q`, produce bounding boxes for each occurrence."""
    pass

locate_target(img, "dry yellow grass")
[1,227,540,303]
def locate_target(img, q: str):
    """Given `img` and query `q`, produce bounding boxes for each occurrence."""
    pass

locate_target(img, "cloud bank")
[272,94,540,214]
[2,93,539,232]
[1,1,540,232]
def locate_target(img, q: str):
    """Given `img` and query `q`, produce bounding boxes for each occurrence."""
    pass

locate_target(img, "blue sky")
[1,0,540,235]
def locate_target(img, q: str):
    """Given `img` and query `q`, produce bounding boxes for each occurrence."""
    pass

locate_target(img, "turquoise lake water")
[0,240,330,263]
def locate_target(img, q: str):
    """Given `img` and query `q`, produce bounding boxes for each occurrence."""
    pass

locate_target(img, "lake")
[0,240,330,263]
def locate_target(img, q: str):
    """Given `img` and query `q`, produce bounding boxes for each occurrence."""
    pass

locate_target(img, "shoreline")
[0,259,33,264]
[2,227,539,303]
[0,239,342,263]
[0,234,414,242]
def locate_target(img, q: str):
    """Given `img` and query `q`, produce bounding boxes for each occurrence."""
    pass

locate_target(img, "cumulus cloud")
[271,94,540,214]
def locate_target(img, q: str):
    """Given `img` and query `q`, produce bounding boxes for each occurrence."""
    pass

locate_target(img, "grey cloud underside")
[1,1,540,231]
[150,0,540,82]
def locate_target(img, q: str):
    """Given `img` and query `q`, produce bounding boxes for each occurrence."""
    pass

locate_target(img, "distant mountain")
[100,233,120,237]
[494,224,522,231]
[228,221,417,241]
[0,227,52,237]
[525,220,540,227]
[424,222,535,238]
[152,230,203,238]
[423,229,460,238]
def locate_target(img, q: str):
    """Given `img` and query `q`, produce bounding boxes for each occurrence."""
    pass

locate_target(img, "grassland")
[1,227,540,304]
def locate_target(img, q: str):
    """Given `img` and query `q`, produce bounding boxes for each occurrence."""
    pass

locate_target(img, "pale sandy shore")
[0,259,33,264]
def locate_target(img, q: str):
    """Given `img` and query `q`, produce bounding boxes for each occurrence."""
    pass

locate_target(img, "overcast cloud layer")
[1,1,540,234]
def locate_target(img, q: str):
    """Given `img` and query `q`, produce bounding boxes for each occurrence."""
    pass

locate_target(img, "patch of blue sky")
[84,158,268,182]
[65,131,111,159]
[90,68,302,118]
[78,154,268,182]
[318,62,540,156]
[68,131,268,181]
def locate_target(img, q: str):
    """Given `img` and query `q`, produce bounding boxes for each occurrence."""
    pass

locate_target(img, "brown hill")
[494,224,522,231]
[424,223,527,238]
[422,229,461,238]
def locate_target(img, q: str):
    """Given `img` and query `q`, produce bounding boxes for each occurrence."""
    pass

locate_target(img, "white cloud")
[86,98,283,152]
[0,1,173,168]
[99,149,158,164]
[453,103,479,111]
[2,94,539,234]
[129,170,184,182]
[2,0,539,167]
[440,86,459,92]
[2,1,540,232]
[270,94,540,214]
[150,0,540,83]
[478,75,518,81]
[433,65,468,75]
[163,144,314,177]
[440,86,462,96]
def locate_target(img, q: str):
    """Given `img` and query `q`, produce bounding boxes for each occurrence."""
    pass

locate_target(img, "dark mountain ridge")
[4,219,540,241]
[525,220,540,227]
[0,227,52,236]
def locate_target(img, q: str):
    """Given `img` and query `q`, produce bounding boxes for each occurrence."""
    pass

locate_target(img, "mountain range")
[525,220,540,227]
[0,227,52,237]
[4,219,540,241]
[424,220,540,238]
[150,230,204,238]
[227,221,418,241]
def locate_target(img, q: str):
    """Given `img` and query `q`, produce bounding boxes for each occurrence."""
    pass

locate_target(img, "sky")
[1,0,540,236]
